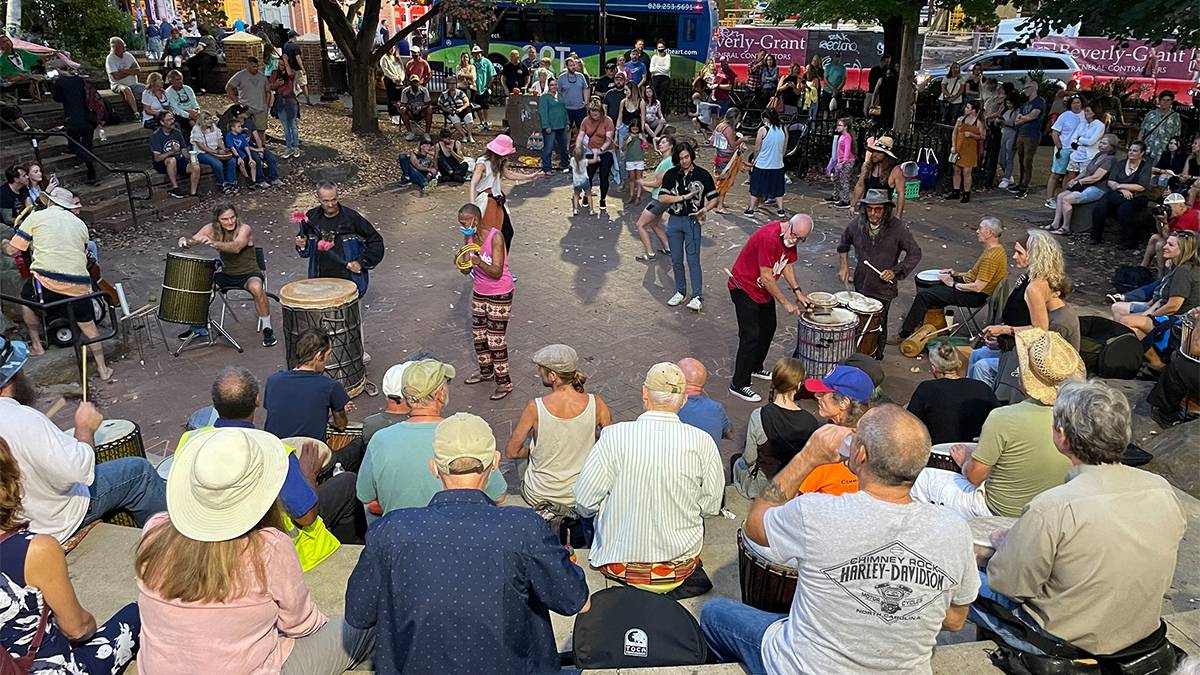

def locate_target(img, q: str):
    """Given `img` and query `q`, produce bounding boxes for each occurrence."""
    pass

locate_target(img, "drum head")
[94,419,136,445]
[156,455,174,480]
[931,442,974,457]
[168,251,215,263]
[834,291,854,306]
[280,278,360,309]
[805,307,857,327]
[849,296,883,313]
[969,516,1018,548]
[916,269,942,283]
[807,291,837,308]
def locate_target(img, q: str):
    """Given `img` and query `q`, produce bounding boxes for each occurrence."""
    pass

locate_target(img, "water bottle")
[98,127,108,142]
[332,462,345,476]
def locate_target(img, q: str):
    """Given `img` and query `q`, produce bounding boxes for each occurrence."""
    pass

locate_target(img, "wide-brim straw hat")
[166,428,289,542]
[867,135,897,159]
[1014,328,1085,406]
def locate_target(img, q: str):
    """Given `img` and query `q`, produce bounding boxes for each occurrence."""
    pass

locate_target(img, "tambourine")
[455,243,482,270]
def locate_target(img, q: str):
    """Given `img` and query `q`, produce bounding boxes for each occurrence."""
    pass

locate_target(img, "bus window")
[558,11,599,45]
[607,13,679,50]
[497,11,523,43]
[680,16,695,44]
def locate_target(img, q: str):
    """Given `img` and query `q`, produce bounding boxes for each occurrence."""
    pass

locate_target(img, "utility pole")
[598,0,607,67]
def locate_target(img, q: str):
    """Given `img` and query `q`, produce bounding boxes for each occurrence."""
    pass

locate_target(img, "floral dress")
[1,529,140,674]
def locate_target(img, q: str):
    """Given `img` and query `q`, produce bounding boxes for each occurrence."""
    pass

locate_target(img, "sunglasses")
[864,205,886,212]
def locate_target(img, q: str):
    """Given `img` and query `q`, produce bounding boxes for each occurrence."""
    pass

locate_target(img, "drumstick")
[45,396,66,419]
[81,349,88,403]
[863,260,895,284]
[722,268,745,292]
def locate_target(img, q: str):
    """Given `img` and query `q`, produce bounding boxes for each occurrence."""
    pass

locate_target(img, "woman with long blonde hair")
[969,229,1079,385]
[456,51,477,101]
[135,428,374,674]
[141,71,170,125]
[0,436,140,672]
[1112,231,1199,372]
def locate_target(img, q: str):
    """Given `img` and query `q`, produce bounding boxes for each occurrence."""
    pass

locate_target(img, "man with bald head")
[728,215,813,402]
[677,357,733,445]
[700,405,979,674]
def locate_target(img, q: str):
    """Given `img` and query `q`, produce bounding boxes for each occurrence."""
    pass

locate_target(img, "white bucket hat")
[166,428,289,542]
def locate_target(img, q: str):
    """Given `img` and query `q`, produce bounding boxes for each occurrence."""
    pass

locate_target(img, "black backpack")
[572,586,708,669]
[1078,316,1144,380]
[1111,265,1155,293]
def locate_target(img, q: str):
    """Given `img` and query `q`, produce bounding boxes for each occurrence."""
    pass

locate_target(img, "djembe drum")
[158,252,216,325]
[280,278,367,398]
[66,419,145,527]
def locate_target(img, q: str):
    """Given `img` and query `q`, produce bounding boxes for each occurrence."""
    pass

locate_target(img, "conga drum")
[280,278,367,398]
[847,295,884,356]
[928,442,972,472]
[914,269,948,330]
[794,307,857,378]
[66,419,146,527]
[737,529,796,613]
[325,423,364,451]
[158,252,216,325]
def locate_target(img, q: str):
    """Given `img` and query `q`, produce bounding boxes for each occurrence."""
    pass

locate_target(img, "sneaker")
[279,149,293,159]
[1007,185,1023,193]
[834,200,851,208]
[177,326,207,339]
[599,199,607,210]
[572,207,579,216]
[1014,190,1027,199]
[742,207,755,216]
[775,208,787,217]
[1043,198,1056,209]
[404,131,415,141]
[997,178,1011,189]
[686,296,703,311]
[261,327,277,347]
[823,195,838,202]
[256,181,270,189]
[667,292,686,307]
[960,192,970,203]
[390,116,401,126]
[729,385,762,403]
[271,179,283,187]
[168,186,186,199]
[751,369,772,381]
[635,253,657,262]
[291,148,302,158]
[177,327,195,340]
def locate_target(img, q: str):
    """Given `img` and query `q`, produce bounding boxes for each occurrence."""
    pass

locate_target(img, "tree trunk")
[893,15,920,130]
[881,15,903,59]
[349,62,379,134]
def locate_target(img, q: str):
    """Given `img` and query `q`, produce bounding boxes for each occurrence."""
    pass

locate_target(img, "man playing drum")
[178,203,277,347]
[296,182,385,297]
[897,217,1008,342]
[727,215,813,403]
[837,188,922,358]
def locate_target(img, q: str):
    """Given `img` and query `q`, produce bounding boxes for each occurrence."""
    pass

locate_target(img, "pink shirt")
[471,227,514,296]
[136,513,327,674]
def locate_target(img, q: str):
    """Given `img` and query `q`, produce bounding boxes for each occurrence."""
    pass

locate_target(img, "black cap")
[841,353,884,388]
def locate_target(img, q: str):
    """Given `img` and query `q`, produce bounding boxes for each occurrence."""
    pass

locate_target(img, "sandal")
[464,373,494,385]
[490,386,513,400]
[636,253,657,262]
[1048,226,1070,236]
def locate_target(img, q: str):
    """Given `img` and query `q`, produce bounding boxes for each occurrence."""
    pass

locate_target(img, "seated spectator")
[504,344,612,513]
[701,406,978,674]
[899,217,1008,339]
[190,111,238,194]
[363,356,431,447]
[357,359,507,514]
[733,357,823,499]
[141,72,171,127]
[346,412,588,674]
[1148,306,1200,427]
[1090,139,1152,248]
[911,329,1083,518]
[1141,192,1199,275]
[0,35,45,101]
[150,111,200,198]
[397,135,437,195]
[1113,231,1199,373]
[907,342,999,444]
[0,437,140,672]
[439,79,475,144]
[1,164,30,226]
[165,69,200,138]
[972,380,1187,657]
[195,365,363,550]
[162,27,187,69]
[1151,136,1187,187]
[574,362,724,597]
[806,364,874,428]
[399,75,432,140]
[263,330,351,447]
[106,37,143,116]
[186,41,217,94]
[225,117,281,189]
[1,338,167,543]
[136,427,375,672]
[677,357,733,445]
[1044,133,1117,235]
[435,128,470,184]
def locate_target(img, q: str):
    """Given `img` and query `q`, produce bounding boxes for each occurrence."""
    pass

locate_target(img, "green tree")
[12,0,131,65]
[1013,0,1198,47]
[764,0,1000,129]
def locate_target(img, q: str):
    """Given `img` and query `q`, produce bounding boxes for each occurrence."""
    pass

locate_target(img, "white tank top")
[523,394,597,506]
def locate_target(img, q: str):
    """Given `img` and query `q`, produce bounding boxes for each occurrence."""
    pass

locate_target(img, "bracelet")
[790,287,801,293]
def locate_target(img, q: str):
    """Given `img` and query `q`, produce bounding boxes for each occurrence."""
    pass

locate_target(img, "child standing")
[824,116,856,207]
[570,146,597,216]
[624,119,647,205]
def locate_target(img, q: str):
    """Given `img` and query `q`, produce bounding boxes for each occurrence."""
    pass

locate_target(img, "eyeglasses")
[864,205,886,212]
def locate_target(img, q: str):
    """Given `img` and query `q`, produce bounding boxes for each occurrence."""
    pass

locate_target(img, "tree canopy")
[1014,0,1199,48]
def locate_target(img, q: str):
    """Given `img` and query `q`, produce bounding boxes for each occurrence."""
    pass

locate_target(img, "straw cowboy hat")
[867,135,897,159]
[46,187,82,210]
[166,428,289,542]
[1014,328,1085,406]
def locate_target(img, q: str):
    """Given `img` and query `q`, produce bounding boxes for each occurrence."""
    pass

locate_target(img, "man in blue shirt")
[149,111,199,198]
[676,357,733,446]
[1010,79,1047,198]
[346,412,590,674]
[263,329,354,447]
[209,365,367,545]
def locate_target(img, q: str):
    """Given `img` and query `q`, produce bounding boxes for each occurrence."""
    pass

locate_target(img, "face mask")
[459,225,477,236]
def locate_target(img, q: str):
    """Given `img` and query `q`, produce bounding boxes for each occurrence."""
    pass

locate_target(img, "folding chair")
[947,275,1012,340]
[215,247,280,333]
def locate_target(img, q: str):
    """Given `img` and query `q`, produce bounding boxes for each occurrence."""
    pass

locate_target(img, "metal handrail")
[0,288,119,377]
[0,117,154,228]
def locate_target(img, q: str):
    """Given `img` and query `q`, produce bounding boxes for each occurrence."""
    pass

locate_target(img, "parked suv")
[917,48,1082,89]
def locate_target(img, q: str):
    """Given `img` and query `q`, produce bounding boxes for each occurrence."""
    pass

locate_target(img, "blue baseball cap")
[804,365,873,403]
[0,338,29,388]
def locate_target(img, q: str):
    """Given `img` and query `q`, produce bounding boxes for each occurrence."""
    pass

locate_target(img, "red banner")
[1028,36,1198,81]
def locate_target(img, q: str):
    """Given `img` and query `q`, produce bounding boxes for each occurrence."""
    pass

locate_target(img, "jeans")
[65,125,97,181]
[278,100,301,150]
[82,457,168,528]
[900,284,988,335]
[281,618,376,675]
[586,150,614,201]
[968,346,1001,385]
[666,214,702,297]
[398,154,429,189]
[198,152,237,186]
[437,155,469,183]
[998,131,1015,181]
[731,288,776,388]
[251,149,280,182]
[541,127,568,172]
[1014,135,1039,190]
[700,598,786,674]
[968,571,1054,656]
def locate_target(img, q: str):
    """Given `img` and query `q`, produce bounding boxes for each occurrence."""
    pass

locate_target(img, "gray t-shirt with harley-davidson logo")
[761,490,979,674]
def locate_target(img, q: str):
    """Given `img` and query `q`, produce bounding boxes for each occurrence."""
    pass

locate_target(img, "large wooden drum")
[280,278,366,397]
[66,419,145,528]
[737,529,796,614]
[793,307,858,378]
[158,252,215,325]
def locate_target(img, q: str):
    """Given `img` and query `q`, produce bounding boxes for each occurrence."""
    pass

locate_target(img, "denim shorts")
[1073,185,1106,204]
[1130,302,1150,314]
[1051,147,1071,174]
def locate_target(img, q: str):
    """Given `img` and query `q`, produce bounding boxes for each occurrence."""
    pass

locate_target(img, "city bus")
[425,0,719,79]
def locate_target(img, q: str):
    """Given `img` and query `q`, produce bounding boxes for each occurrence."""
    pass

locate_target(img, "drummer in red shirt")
[727,215,813,403]
[1143,192,1200,274]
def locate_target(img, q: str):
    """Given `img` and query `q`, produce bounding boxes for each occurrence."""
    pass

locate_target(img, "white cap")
[382,361,413,398]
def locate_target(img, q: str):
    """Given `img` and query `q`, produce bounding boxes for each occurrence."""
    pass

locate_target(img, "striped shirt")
[963,244,1009,296]
[573,410,724,566]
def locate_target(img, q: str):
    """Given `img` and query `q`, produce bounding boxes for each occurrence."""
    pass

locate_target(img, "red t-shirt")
[728,221,798,304]
[1170,207,1199,233]
[580,115,614,151]
[406,58,431,85]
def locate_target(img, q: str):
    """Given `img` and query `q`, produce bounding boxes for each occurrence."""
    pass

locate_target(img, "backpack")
[1111,265,1155,293]
[1078,316,1144,380]
[83,78,108,127]
[572,586,707,669]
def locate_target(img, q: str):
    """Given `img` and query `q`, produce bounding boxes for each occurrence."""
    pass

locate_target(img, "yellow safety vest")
[176,428,341,571]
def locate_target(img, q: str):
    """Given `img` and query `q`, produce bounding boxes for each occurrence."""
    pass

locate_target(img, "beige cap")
[532,344,578,372]
[401,359,456,402]
[432,413,496,473]
[644,362,685,394]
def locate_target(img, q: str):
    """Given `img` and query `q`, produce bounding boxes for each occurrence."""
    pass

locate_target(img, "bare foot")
[28,344,45,356]
[97,366,114,382]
